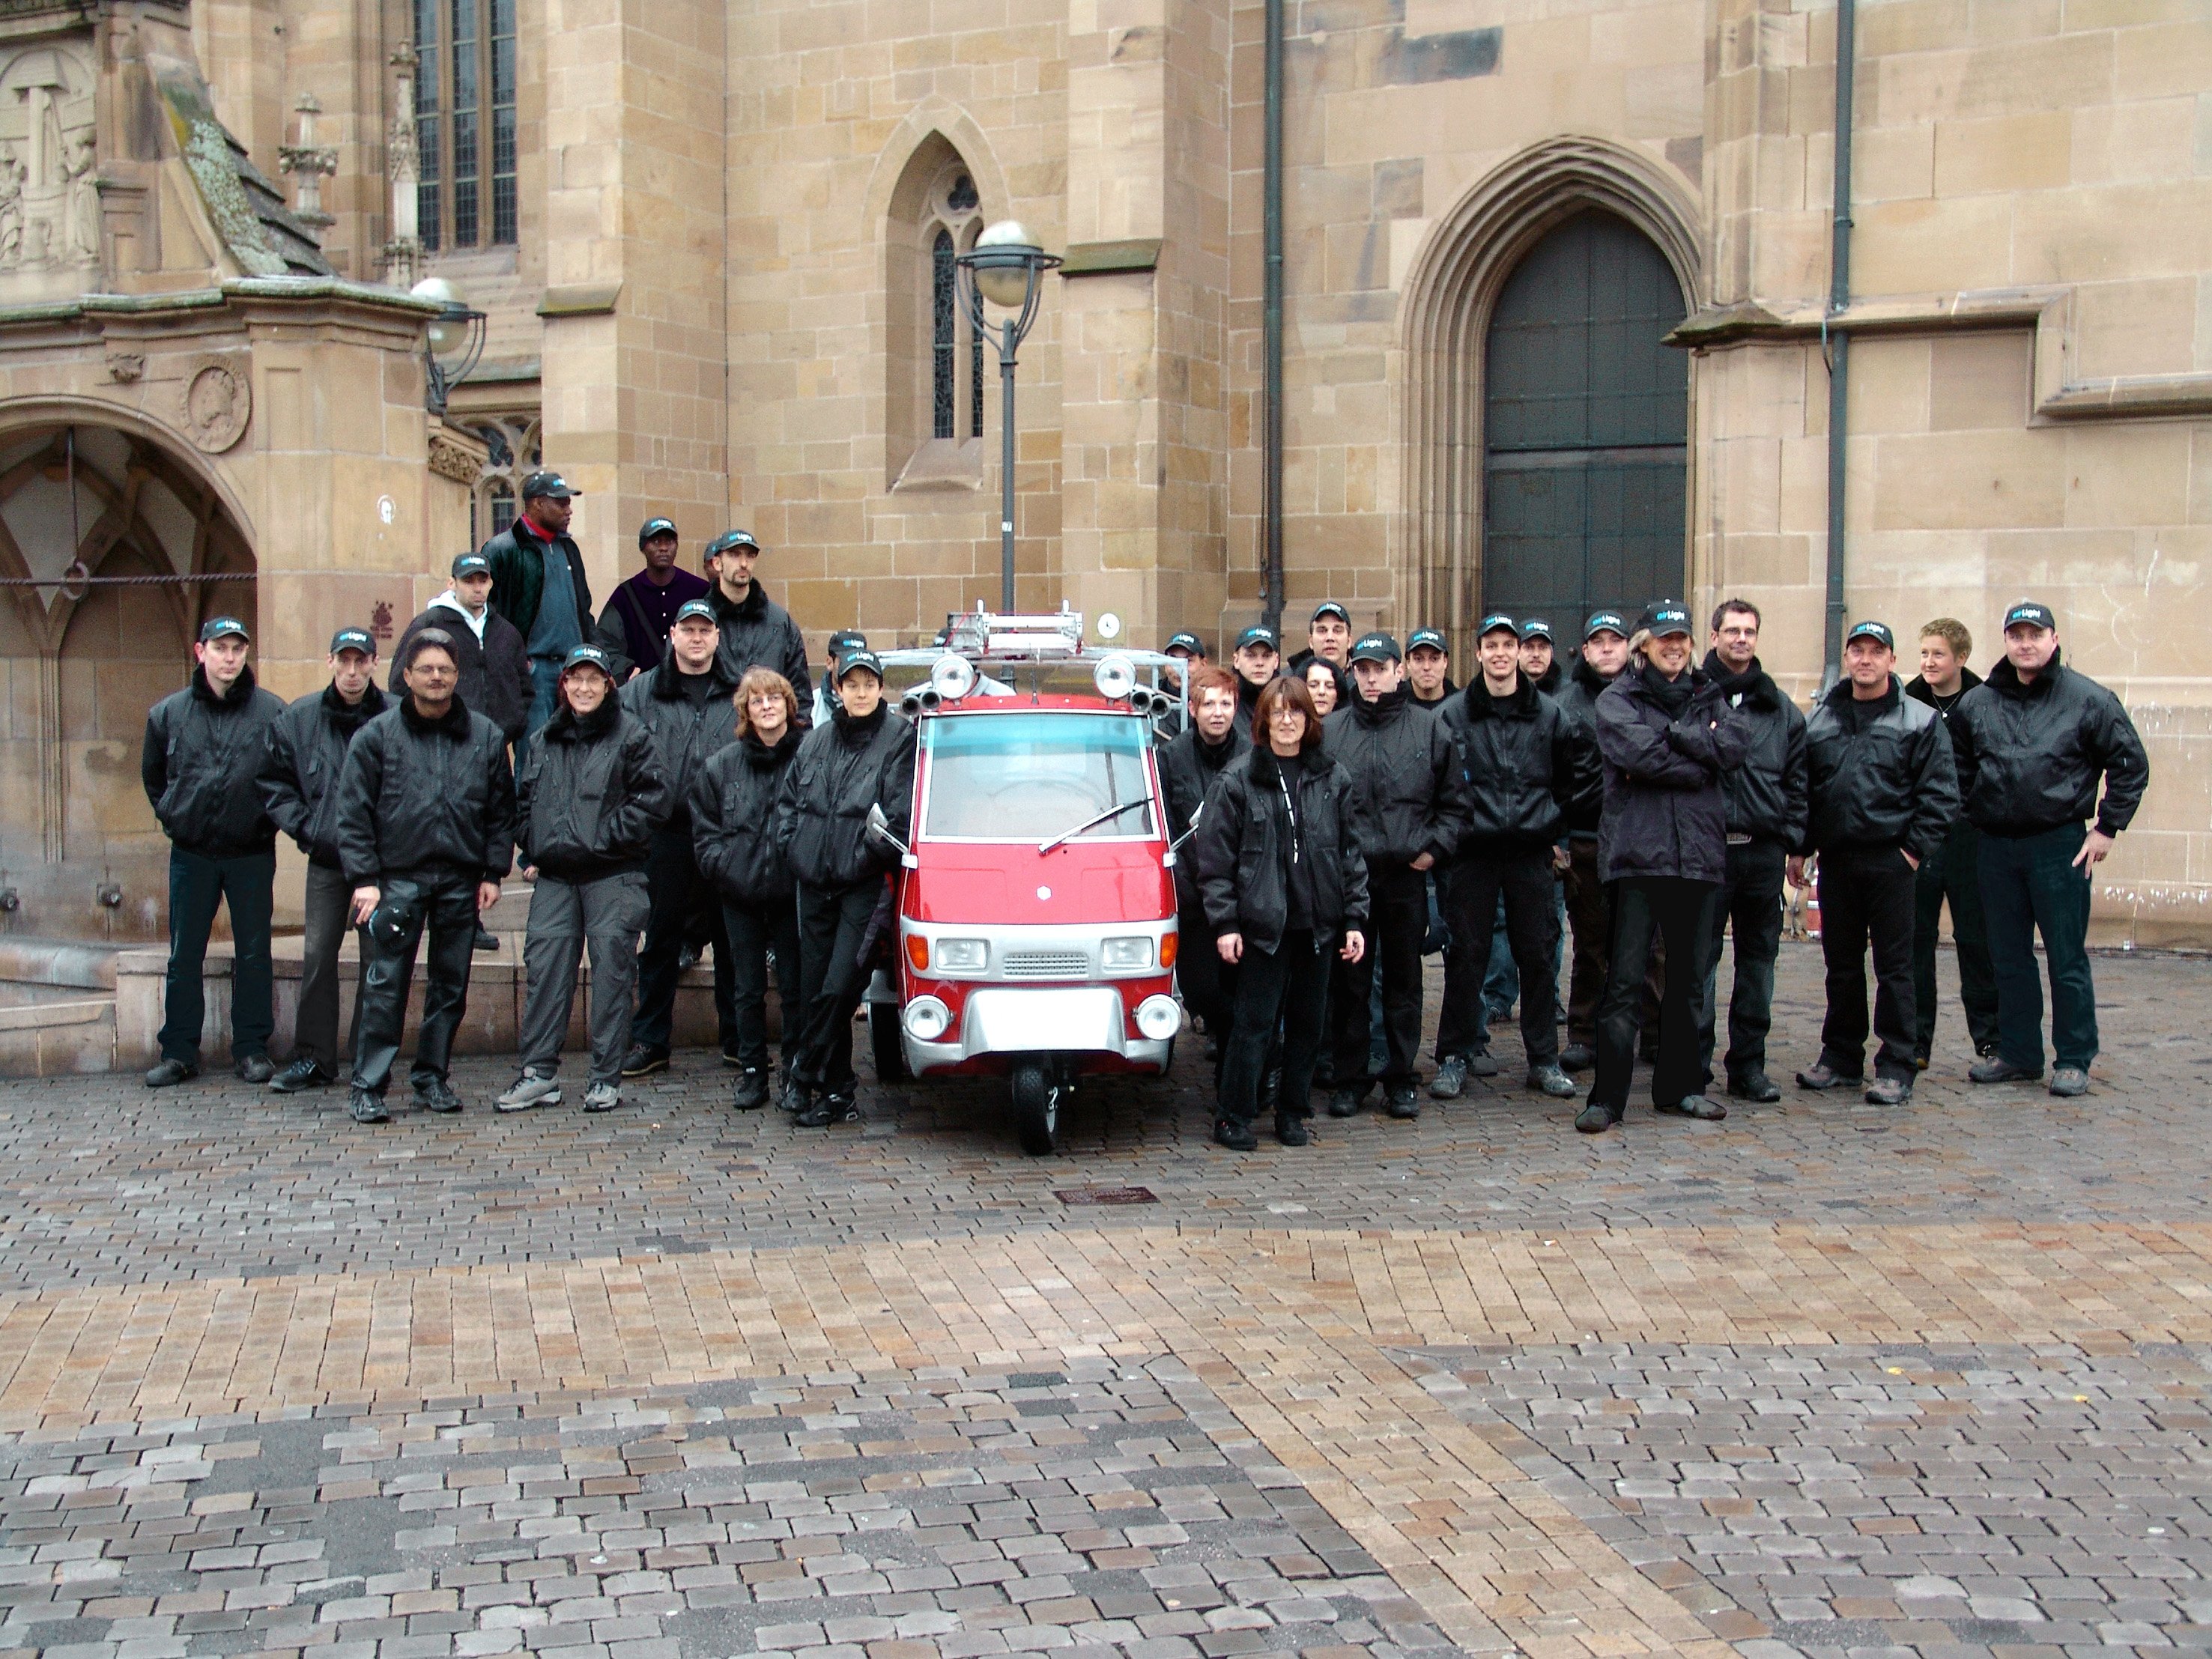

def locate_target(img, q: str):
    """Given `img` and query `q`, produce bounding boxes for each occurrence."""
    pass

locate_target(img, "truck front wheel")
[869,1001,912,1082]
[1010,1059,1058,1156]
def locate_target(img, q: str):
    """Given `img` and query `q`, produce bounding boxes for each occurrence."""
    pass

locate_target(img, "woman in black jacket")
[772,651,916,1126]
[691,667,805,1111]
[1579,603,1748,1134]
[1192,675,1369,1151]
[500,644,672,1115]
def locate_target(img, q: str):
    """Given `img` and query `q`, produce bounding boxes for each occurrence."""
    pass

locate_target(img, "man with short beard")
[259,627,390,1094]
[1157,664,1250,1060]
[700,529,812,712]
[335,630,515,1123]
[1694,598,1806,1104]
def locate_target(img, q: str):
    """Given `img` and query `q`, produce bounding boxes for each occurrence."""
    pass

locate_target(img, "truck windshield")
[922,713,1157,842]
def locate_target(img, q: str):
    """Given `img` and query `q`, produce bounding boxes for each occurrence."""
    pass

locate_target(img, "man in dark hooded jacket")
[141,615,287,1088]
[702,530,813,712]
[482,472,593,765]
[259,627,390,1094]
[390,552,533,747]
[1694,599,1807,1103]
[1229,624,1281,726]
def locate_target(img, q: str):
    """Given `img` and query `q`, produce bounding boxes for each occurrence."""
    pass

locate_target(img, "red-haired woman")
[691,667,805,1111]
[1190,675,1369,1150]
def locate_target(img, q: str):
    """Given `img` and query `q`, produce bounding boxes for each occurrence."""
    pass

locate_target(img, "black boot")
[1212,1117,1258,1151]
[1274,1111,1309,1147]
[731,1069,769,1111]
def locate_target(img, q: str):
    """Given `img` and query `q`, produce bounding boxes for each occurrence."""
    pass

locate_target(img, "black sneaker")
[1385,1085,1419,1120]
[823,1092,859,1123]
[144,1057,198,1088]
[731,1069,770,1111]
[1326,1088,1364,1119]
[473,924,500,953]
[1428,1055,1467,1100]
[1969,1055,2041,1085]
[678,944,702,972]
[415,1077,464,1114]
[1795,1062,1859,1091]
[1275,1113,1310,1147]
[1558,1043,1594,1073]
[1466,1051,1500,1079]
[348,1087,389,1124]
[234,1053,275,1085]
[1655,1094,1727,1120]
[1727,1072,1782,1103]
[1212,1117,1258,1151]
[780,1074,810,1114]
[619,1044,670,1079]
[268,1057,333,1094]
[795,1099,832,1127]
[1574,1101,1621,1135]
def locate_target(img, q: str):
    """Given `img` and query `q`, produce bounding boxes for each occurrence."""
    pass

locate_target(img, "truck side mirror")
[866,802,910,860]
[1167,802,1202,856]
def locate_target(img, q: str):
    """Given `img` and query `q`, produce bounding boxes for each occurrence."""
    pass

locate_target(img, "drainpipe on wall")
[1261,0,1285,638]
[1822,0,1856,688]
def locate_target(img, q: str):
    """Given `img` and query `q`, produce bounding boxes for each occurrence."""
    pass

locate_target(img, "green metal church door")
[1482,210,1688,627]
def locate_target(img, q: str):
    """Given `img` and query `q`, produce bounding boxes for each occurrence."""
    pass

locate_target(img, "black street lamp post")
[956,221,1060,611]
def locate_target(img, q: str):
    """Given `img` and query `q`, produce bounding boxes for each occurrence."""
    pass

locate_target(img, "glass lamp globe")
[410,276,471,356]
[972,220,1041,309]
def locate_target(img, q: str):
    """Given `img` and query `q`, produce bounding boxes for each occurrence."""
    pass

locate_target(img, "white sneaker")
[495,1071,561,1112]
[583,1082,619,1114]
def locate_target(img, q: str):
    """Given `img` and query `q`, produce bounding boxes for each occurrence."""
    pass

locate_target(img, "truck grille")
[1002,950,1089,980]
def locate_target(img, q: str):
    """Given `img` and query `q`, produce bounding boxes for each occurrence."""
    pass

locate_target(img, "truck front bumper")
[903,986,1176,1076]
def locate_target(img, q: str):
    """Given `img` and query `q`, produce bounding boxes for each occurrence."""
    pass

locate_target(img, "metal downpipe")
[1822,0,1855,688]
[1261,0,1285,638]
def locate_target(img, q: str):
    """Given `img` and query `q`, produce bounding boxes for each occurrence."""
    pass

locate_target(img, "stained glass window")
[932,229,957,441]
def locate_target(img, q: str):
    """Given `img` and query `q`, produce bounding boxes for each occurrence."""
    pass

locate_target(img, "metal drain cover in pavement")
[1055,1184,1157,1204]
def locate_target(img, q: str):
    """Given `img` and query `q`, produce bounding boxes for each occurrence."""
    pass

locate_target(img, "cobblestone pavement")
[1,945,2209,1659]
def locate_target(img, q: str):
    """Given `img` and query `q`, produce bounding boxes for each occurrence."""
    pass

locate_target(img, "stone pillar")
[1058,0,1229,646]
[539,0,728,601]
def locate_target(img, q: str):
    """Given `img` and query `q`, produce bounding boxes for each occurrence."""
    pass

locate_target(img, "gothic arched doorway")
[1480,210,1688,625]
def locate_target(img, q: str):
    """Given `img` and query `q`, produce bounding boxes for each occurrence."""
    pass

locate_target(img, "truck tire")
[869,1001,911,1082]
[1010,1059,1058,1156]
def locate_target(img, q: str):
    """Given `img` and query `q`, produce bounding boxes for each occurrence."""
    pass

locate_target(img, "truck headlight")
[1100,936,1154,970]
[1134,995,1182,1041]
[934,938,988,973]
[904,996,952,1040]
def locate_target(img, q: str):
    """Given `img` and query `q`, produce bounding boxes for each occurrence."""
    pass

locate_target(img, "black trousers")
[294,860,368,1073]
[790,880,880,1096]
[1563,839,1663,1048]
[1695,839,1787,1085]
[1330,863,1427,1088]
[1437,849,1560,1067]
[1913,817,2000,1057]
[351,870,479,1096]
[1589,877,1715,1111]
[1979,822,2098,1073]
[1176,900,1231,1046]
[1218,929,1329,1126]
[631,828,736,1053]
[160,848,276,1065]
[1816,845,1919,1082]
[722,898,802,1074]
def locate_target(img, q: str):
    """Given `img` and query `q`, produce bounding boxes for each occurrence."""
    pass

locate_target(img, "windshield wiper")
[1037,799,1148,854]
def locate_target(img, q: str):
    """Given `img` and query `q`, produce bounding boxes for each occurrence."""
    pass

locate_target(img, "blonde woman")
[690,667,805,1111]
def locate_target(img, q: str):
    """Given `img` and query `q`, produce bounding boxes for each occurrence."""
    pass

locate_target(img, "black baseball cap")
[1518,618,1556,643]
[1348,631,1401,664]
[837,649,885,683]
[520,470,579,500]
[672,599,718,627]
[1310,601,1351,627]
[1234,625,1279,652]
[1638,600,1693,638]
[1476,612,1518,640]
[828,629,868,656]
[561,644,617,676]
[199,616,249,643]
[1406,628,1447,655]
[2003,600,2056,631]
[1845,619,1896,650]
[330,627,375,657]
[638,516,678,548]
[1165,631,1205,658]
[451,551,491,577]
[1584,610,1628,640]
[706,530,760,561]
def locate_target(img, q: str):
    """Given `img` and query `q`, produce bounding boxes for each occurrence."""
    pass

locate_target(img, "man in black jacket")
[335,628,516,1123]
[259,627,389,1094]
[1285,601,1354,680]
[591,517,709,683]
[1791,622,1959,1106]
[483,471,593,764]
[392,551,534,749]
[1434,615,1598,1103]
[1157,664,1249,1061]
[1949,601,2150,1098]
[1905,618,1999,1067]
[1230,624,1280,723]
[1554,610,1640,1070]
[1405,628,1455,709]
[774,651,916,1126]
[140,616,288,1088]
[618,600,742,1075]
[500,645,671,1115]
[703,530,813,713]
[1694,599,1808,1103]
[1321,633,1465,1118]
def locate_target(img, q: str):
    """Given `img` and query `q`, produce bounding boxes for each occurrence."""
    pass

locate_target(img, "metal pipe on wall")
[1822,0,1856,688]
[1261,0,1285,638]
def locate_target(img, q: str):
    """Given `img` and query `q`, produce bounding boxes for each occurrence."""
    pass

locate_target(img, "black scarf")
[834,699,888,746]
[1572,656,1616,698]
[191,662,258,707]
[1638,658,1695,717]
[1351,683,1408,727]
[1700,649,1765,704]
[401,694,473,738]
[745,727,802,768]
[322,679,387,737]
[1195,727,1239,771]
[710,579,767,625]
[1827,676,1899,733]
[545,696,620,743]
[1989,648,2061,700]
[1531,660,1562,696]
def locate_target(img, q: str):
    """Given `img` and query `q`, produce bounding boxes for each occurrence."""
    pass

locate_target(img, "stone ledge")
[536,282,623,318]
[1060,239,1161,277]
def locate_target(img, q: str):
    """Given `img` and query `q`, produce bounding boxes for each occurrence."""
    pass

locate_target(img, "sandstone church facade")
[1,0,2207,946]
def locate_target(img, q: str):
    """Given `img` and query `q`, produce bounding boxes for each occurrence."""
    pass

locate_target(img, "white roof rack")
[942,604,1085,660]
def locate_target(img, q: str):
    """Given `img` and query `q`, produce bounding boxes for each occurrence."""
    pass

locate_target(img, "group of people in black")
[1157,594,2148,1150]
[142,468,2148,1143]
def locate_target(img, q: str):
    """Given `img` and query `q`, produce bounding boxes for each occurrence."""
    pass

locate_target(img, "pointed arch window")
[889,147,989,488]
[933,229,957,440]
[408,0,518,251]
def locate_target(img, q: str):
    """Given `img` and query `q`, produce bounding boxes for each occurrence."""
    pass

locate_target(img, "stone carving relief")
[0,40,99,294]
[178,356,251,452]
